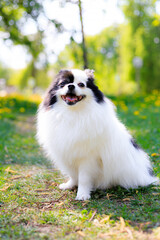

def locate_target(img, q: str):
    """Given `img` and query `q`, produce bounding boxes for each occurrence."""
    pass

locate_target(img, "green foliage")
[0,0,63,89]
[55,0,160,94]
[121,0,160,92]
[18,61,50,90]
[0,0,44,58]
[19,62,34,89]
[0,63,12,83]
[8,65,51,90]
[1,0,160,93]
[35,68,51,89]
[55,26,136,95]
[8,69,23,87]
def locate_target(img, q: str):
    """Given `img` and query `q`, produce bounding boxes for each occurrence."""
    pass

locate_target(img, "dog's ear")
[43,76,59,108]
[58,69,74,82]
[84,69,95,80]
[43,84,58,108]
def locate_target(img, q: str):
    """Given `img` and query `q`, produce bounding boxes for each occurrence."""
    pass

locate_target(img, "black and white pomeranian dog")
[37,69,158,200]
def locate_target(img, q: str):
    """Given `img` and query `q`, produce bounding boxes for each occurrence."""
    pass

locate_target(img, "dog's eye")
[78,83,85,88]
[59,83,65,88]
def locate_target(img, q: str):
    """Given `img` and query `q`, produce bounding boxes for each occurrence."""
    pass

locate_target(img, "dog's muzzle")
[61,92,85,105]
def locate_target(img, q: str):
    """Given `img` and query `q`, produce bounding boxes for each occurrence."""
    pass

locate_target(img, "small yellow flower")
[151,153,159,157]
[155,100,160,107]
[19,107,25,113]
[134,111,139,115]
[152,19,160,26]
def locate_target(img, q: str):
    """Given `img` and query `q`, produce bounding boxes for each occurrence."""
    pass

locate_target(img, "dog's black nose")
[68,84,75,91]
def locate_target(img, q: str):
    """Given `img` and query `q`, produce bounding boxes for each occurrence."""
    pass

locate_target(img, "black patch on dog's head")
[58,70,74,84]
[130,138,141,150]
[86,77,104,104]
[43,70,74,108]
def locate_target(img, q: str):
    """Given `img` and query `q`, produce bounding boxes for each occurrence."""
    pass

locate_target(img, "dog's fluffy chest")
[38,104,108,162]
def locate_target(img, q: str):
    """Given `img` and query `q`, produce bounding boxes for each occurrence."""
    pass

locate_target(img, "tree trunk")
[78,0,88,69]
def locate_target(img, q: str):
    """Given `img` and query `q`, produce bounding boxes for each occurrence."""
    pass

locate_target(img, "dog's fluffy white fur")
[37,69,158,200]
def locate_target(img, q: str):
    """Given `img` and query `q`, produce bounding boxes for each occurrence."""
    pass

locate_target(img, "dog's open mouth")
[61,94,85,105]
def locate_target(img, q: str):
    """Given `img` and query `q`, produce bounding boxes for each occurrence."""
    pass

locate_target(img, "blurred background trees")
[0,0,64,90]
[121,0,160,93]
[0,0,160,95]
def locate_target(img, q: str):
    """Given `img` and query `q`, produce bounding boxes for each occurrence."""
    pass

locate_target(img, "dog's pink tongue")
[66,96,77,102]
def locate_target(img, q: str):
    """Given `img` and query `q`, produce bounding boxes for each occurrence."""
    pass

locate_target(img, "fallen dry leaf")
[51,182,58,186]
[77,231,86,237]
[120,217,126,231]
[122,198,133,201]
[10,175,23,180]
[12,214,20,221]
[89,210,97,222]
[42,203,53,209]
[100,215,110,224]
[10,174,31,180]
[38,192,51,195]
[0,184,13,191]
[25,174,31,178]
[106,193,117,200]
[35,189,51,192]
[82,200,90,206]
[22,197,27,200]
[106,193,110,200]
[5,167,17,174]
[56,201,64,206]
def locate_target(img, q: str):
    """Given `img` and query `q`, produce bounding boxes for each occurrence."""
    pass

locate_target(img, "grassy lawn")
[0,93,160,240]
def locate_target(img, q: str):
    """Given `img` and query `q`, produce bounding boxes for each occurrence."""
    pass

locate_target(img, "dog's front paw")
[59,182,72,190]
[59,180,76,190]
[59,183,68,190]
[75,193,91,201]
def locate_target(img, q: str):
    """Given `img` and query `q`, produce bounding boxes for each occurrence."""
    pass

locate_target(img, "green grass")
[0,93,160,240]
